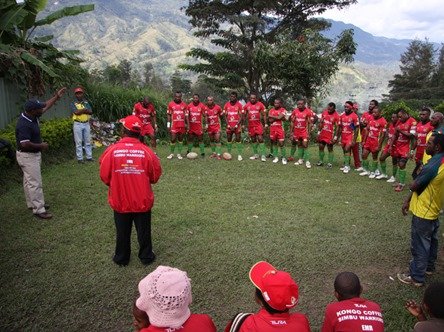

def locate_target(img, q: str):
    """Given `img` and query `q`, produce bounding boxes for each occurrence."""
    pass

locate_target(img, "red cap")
[249,261,299,311]
[119,115,142,133]
[74,87,84,94]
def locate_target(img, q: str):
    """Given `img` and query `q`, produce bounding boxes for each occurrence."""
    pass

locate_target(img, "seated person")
[225,261,310,332]
[405,281,444,332]
[135,265,216,332]
[321,272,384,332]
[133,301,150,331]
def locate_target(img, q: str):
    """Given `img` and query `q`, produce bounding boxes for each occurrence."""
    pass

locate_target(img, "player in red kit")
[290,99,313,168]
[317,102,340,168]
[268,98,287,165]
[412,107,433,177]
[244,93,267,161]
[357,100,378,172]
[167,91,188,160]
[187,94,206,157]
[204,96,223,159]
[376,113,399,181]
[359,106,387,178]
[390,108,417,191]
[224,91,244,161]
[338,101,359,174]
[132,96,157,150]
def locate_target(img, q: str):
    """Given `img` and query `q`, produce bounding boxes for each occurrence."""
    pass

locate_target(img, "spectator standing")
[71,87,93,163]
[99,115,162,266]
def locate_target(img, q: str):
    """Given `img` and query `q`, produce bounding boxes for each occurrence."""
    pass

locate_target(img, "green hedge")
[84,83,169,139]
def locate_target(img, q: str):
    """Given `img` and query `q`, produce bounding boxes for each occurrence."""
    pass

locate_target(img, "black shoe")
[77,160,85,164]
[141,253,156,265]
[86,158,95,162]
[201,153,205,158]
[34,212,53,219]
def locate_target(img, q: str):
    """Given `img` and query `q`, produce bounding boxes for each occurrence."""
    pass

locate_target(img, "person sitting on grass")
[133,301,150,331]
[224,261,310,332]
[321,272,384,332]
[405,281,444,332]
[135,265,216,332]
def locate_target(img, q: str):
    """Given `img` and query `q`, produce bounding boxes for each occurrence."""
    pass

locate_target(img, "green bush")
[434,102,444,113]
[84,83,169,139]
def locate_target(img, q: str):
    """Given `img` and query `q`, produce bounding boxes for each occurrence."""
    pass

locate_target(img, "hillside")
[40,0,403,104]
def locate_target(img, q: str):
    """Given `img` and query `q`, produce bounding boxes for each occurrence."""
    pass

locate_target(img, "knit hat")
[136,266,192,328]
[249,261,299,311]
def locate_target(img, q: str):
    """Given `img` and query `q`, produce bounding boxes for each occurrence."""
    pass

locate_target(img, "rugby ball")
[186,152,198,160]
[222,152,232,160]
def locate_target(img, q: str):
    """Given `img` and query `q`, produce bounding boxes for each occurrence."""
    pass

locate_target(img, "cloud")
[319,0,444,43]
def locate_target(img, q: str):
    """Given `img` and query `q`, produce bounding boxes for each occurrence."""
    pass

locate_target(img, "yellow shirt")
[72,101,91,122]
[422,131,433,164]
[410,153,444,220]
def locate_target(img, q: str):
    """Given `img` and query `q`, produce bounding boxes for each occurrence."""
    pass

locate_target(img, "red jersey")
[321,298,384,332]
[228,308,310,332]
[205,104,223,129]
[361,111,373,126]
[268,107,286,128]
[366,116,387,141]
[244,102,265,127]
[133,102,155,125]
[141,314,216,332]
[416,121,433,147]
[394,117,417,149]
[167,101,188,128]
[320,110,340,135]
[187,102,205,128]
[291,108,313,131]
[340,112,359,137]
[224,101,244,128]
[99,137,162,213]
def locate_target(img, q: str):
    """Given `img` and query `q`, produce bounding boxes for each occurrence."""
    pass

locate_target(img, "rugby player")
[167,92,188,159]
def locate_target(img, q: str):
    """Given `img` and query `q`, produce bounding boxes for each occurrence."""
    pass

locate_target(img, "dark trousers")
[113,210,154,265]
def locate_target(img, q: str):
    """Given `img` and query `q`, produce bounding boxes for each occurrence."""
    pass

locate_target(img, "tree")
[170,70,191,95]
[117,59,132,86]
[431,44,444,99]
[0,0,94,96]
[181,0,356,101]
[388,39,436,100]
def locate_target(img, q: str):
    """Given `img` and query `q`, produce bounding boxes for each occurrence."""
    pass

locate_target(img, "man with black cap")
[99,115,162,266]
[71,87,93,163]
[15,87,67,219]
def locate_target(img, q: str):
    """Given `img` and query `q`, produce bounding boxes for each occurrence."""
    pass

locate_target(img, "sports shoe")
[368,172,376,179]
[238,155,243,161]
[261,155,266,162]
[167,153,174,159]
[343,165,350,174]
[376,174,388,180]
[177,154,183,160]
[387,176,396,183]
[355,167,364,172]
[316,161,324,166]
[295,158,304,165]
[375,169,381,176]
[34,212,53,220]
[305,161,311,169]
[209,153,216,158]
[339,166,345,171]
[287,156,295,162]
[273,157,279,163]
[216,154,222,160]
[282,157,287,165]
[395,184,405,192]
[359,170,369,176]
[249,154,259,160]
[397,273,423,287]
[327,163,332,169]
[267,153,274,158]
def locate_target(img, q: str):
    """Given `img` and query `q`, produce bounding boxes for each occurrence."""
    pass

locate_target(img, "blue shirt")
[15,113,41,151]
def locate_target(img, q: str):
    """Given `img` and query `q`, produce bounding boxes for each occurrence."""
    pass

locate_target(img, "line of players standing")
[132,92,438,192]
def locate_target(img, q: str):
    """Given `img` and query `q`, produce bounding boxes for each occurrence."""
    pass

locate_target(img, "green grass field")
[0,144,442,331]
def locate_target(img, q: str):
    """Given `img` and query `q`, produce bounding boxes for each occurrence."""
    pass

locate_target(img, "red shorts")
[207,126,220,135]
[270,127,285,141]
[363,139,379,153]
[188,125,203,136]
[393,145,409,159]
[415,146,426,163]
[248,124,263,137]
[293,129,308,141]
[171,126,186,135]
[141,123,154,137]
[226,126,241,135]
[318,132,333,144]
[382,144,394,156]
[341,134,353,147]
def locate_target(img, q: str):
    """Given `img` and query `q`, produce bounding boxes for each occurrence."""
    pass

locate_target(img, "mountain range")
[40,0,420,104]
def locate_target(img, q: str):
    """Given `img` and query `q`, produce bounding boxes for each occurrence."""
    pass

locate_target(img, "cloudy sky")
[321,0,444,43]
